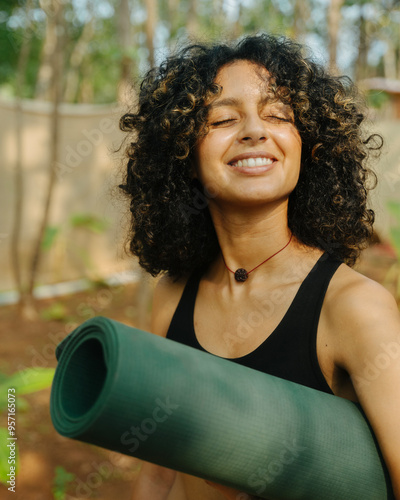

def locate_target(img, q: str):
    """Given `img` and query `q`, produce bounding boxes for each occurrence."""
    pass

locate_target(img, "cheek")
[193,145,213,185]
[275,128,302,162]
[193,136,218,174]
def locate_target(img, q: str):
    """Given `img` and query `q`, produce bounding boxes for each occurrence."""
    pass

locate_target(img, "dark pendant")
[234,268,248,282]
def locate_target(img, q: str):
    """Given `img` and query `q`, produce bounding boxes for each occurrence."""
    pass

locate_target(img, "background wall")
[0,97,135,294]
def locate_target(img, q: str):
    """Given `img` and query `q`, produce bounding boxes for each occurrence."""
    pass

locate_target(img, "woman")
[120,34,400,499]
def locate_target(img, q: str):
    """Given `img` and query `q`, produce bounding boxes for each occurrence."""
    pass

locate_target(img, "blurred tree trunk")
[12,0,34,317]
[64,13,95,103]
[167,0,180,35]
[355,9,368,81]
[327,0,344,74]
[78,63,94,103]
[144,0,157,68]
[187,0,199,38]
[25,0,64,315]
[383,35,397,80]
[292,0,309,40]
[232,2,244,39]
[35,0,59,100]
[117,0,134,103]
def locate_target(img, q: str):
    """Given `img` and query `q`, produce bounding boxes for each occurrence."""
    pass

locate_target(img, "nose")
[239,115,268,145]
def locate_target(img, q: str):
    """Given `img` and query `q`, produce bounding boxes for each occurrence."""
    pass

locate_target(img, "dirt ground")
[0,243,399,500]
[0,278,150,500]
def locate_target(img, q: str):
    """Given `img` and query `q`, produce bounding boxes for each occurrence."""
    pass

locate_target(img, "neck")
[208,200,293,282]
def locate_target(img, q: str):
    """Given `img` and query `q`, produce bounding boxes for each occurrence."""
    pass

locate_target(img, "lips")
[228,152,277,169]
[232,157,274,168]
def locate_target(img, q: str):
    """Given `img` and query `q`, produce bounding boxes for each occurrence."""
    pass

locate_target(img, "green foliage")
[0,427,16,484]
[41,214,108,257]
[52,466,76,500]
[0,2,43,97]
[0,368,55,411]
[41,226,60,251]
[387,200,400,222]
[390,228,400,262]
[0,367,55,485]
[387,200,400,261]
[366,90,390,110]
[37,214,110,286]
[0,7,19,82]
[384,200,400,300]
[70,213,109,234]
[40,302,69,321]
[1,0,399,103]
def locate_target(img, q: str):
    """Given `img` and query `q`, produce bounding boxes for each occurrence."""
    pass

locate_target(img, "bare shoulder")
[150,273,189,337]
[323,262,400,364]
[323,263,400,495]
[325,263,399,323]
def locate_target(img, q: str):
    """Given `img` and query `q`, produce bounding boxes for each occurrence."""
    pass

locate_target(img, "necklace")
[222,233,293,283]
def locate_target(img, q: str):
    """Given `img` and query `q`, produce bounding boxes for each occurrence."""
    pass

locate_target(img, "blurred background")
[1,0,400,499]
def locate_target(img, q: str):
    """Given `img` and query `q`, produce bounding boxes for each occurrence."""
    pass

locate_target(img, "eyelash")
[212,115,292,126]
[212,118,235,126]
[266,115,291,123]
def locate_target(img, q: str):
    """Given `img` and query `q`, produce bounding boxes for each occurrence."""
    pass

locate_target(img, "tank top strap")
[166,267,203,346]
[274,252,342,393]
[282,252,342,329]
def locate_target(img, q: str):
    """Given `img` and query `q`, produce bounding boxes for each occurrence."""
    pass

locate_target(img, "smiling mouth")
[230,157,275,168]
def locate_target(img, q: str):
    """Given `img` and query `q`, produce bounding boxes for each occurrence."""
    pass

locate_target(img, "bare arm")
[131,275,186,500]
[205,482,265,500]
[131,462,177,500]
[327,273,400,498]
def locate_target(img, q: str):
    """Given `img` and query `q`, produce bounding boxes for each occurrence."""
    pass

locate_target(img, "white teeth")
[233,157,273,168]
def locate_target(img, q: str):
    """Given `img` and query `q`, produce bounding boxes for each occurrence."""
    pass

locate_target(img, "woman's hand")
[131,462,176,500]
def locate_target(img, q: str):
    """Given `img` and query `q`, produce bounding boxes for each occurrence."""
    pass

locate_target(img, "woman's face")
[194,60,302,208]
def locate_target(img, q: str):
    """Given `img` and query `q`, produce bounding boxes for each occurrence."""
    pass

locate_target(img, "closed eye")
[212,118,236,126]
[265,115,293,123]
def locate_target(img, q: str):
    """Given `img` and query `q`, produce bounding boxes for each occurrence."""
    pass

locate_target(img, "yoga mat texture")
[50,316,393,499]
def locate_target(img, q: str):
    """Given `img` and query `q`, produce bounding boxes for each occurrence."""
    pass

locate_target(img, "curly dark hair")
[119,33,381,278]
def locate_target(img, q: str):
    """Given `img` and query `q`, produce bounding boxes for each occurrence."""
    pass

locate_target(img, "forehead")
[215,60,270,82]
[209,60,276,104]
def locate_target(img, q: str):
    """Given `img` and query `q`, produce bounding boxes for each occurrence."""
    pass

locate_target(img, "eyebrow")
[208,95,286,110]
[208,97,242,109]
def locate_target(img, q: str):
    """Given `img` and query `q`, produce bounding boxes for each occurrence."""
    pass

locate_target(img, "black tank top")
[166,252,342,395]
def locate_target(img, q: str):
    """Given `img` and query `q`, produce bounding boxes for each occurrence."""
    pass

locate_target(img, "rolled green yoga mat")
[50,316,394,499]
